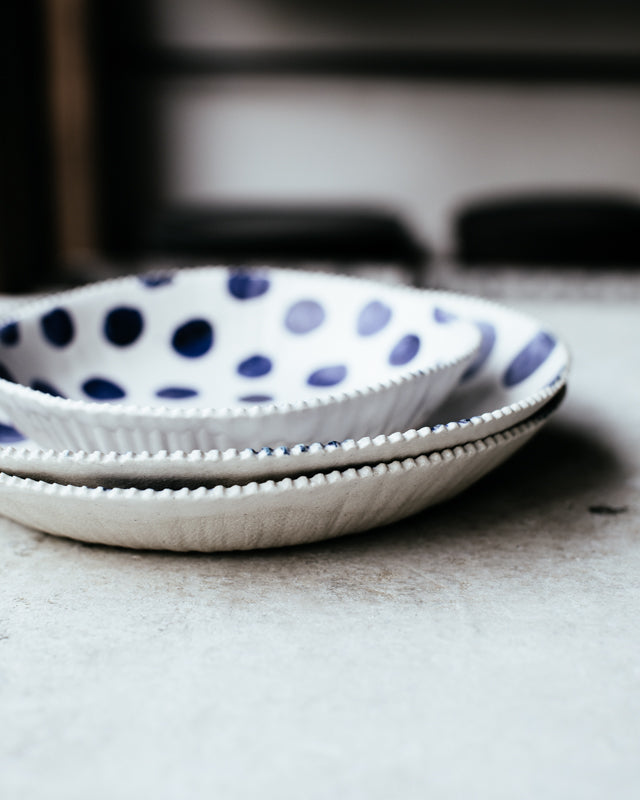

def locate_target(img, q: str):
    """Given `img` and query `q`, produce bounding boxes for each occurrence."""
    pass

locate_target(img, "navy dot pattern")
[434,307,458,324]
[462,321,497,382]
[0,272,497,412]
[389,334,420,366]
[239,394,274,404]
[285,300,325,334]
[237,355,272,378]
[83,377,126,401]
[0,322,19,346]
[0,422,26,444]
[357,301,392,335]
[31,379,65,398]
[42,308,74,347]
[172,319,213,358]
[139,273,173,288]
[435,308,497,383]
[0,362,15,383]
[105,307,144,347]
[504,331,556,387]
[308,365,347,387]
[228,271,270,300]
[156,387,199,399]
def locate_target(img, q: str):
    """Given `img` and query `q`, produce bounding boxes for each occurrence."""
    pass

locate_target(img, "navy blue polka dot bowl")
[0,267,481,454]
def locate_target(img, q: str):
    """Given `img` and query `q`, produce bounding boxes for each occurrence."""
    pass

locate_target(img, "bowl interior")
[0,268,478,410]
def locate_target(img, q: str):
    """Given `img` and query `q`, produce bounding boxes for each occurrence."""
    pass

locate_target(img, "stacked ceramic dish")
[0,266,569,551]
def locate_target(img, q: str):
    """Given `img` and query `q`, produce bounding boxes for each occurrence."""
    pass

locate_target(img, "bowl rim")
[0,399,556,499]
[0,265,482,422]
[0,375,568,490]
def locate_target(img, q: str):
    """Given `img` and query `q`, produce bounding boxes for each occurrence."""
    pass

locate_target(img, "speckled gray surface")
[1,292,639,799]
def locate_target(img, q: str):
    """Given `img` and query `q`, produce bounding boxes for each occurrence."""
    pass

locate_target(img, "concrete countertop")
[1,289,639,799]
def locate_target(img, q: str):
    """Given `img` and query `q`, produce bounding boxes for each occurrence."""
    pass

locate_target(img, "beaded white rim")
[0,372,565,465]
[0,404,550,499]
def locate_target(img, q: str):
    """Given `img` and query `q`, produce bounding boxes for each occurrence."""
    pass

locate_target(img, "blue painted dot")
[285,300,325,334]
[156,387,199,400]
[0,362,15,382]
[30,379,65,398]
[237,355,272,378]
[0,322,19,346]
[357,301,392,336]
[172,319,213,358]
[104,307,144,347]
[434,307,458,324]
[504,331,557,387]
[41,308,74,347]
[0,422,25,443]
[82,377,126,401]
[139,273,173,288]
[389,334,420,366]
[239,394,274,404]
[462,321,497,382]
[307,365,347,387]
[228,271,270,300]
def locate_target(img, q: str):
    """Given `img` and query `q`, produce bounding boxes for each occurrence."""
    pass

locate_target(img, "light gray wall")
[156,80,640,252]
[146,0,640,253]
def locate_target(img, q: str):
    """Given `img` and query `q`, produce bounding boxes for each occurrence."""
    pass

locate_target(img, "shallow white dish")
[0,290,569,488]
[0,410,550,551]
[0,267,479,452]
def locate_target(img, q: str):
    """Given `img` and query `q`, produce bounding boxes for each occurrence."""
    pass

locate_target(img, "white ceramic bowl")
[0,267,480,453]
[0,288,570,488]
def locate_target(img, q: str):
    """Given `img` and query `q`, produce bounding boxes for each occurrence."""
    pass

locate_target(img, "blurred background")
[3,0,640,294]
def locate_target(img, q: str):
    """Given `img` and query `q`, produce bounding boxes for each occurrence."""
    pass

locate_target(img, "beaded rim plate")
[0,287,569,489]
[0,404,556,551]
